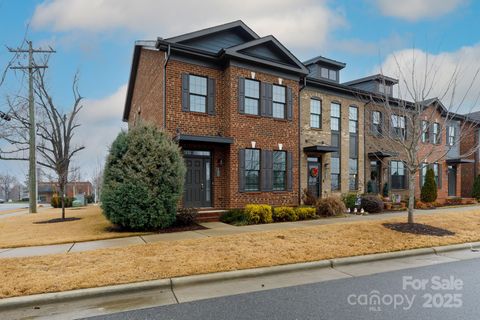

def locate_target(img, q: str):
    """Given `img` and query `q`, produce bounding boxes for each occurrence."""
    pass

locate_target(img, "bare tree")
[362,49,480,224]
[0,173,17,201]
[0,59,84,220]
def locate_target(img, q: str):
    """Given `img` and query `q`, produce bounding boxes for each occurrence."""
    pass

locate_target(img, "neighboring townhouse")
[123,21,308,209]
[460,111,480,197]
[38,181,93,203]
[300,56,365,199]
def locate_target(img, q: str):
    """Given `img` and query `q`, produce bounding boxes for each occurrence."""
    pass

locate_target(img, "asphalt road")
[0,202,28,212]
[86,258,480,320]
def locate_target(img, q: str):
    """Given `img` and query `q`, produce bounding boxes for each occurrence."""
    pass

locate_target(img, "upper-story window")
[331,102,341,131]
[391,114,406,139]
[378,83,392,95]
[273,151,287,191]
[349,106,358,133]
[372,111,382,136]
[320,67,337,81]
[244,149,260,191]
[244,79,260,115]
[421,120,429,143]
[189,75,207,113]
[272,85,286,119]
[447,126,456,146]
[310,99,321,128]
[432,122,440,144]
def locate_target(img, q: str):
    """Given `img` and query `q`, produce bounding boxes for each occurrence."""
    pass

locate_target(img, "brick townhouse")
[460,111,480,197]
[123,21,308,209]
[124,20,479,209]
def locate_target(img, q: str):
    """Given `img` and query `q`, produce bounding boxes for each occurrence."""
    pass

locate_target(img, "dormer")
[343,74,398,96]
[303,56,346,83]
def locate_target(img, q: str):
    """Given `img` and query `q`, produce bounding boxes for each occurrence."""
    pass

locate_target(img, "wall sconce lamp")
[251,141,256,148]
[217,158,224,167]
[278,143,283,150]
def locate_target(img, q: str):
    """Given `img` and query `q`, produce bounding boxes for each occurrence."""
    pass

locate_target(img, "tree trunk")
[61,183,66,220]
[408,172,416,224]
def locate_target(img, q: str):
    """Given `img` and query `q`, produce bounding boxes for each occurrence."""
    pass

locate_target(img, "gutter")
[298,77,306,205]
[163,43,171,130]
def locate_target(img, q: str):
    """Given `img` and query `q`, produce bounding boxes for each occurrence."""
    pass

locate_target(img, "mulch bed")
[106,223,207,234]
[383,222,455,236]
[34,217,82,224]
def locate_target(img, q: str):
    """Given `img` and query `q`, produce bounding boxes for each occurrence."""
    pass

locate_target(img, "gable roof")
[165,20,259,53]
[303,55,346,70]
[343,74,398,86]
[224,35,309,74]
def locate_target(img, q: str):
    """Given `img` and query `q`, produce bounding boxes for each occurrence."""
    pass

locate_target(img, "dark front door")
[184,151,212,208]
[370,160,381,193]
[307,157,321,198]
[448,165,457,197]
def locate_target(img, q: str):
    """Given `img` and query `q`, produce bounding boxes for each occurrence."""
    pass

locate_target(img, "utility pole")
[8,41,55,213]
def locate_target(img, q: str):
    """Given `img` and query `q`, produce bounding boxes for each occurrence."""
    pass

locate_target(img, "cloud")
[372,0,465,21]
[31,0,345,57]
[376,44,480,113]
[71,84,127,177]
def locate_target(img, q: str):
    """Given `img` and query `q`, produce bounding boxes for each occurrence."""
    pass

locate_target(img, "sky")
[0,0,479,181]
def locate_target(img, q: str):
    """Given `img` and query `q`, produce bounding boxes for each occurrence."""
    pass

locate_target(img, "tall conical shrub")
[101,123,186,230]
[420,168,437,203]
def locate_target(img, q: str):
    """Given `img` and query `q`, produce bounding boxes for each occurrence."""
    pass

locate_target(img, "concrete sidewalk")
[0,204,478,259]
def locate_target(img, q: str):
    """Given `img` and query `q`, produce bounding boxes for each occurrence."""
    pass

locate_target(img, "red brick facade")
[128,49,300,209]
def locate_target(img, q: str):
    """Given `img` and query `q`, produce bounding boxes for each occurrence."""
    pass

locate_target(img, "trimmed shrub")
[101,124,186,230]
[244,204,273,224]
[421,168,437,203]
[341,193,357,210]
[273,207,298,222]
[220,209,248,225]
[361,194,384,213]
[295,206,317,220]
[51,196,74,208]
[176,207,198,226]
[316,197,346,217]
[302,188,318,206]
[472,175,480,200]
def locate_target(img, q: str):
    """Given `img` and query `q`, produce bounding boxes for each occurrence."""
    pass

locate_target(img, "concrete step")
[197,209,228,222]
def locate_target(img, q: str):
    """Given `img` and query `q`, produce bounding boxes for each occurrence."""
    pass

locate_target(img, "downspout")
[163,44,171,129]
[298,77,306,205]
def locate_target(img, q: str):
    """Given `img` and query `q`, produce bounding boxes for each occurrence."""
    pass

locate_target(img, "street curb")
[0,242,477,310]
[171,260,332,287]
[0,279,171,310]
[331,247,436,267]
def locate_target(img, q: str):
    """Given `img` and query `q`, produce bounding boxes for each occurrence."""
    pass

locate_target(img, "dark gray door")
[307,158,321,198]
[184,153,212,208]
[448,165,457,197]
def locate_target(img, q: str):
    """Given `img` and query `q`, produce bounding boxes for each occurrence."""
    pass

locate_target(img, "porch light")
[251,141,256,148]
[251,72,256,79]
[278,143,283,150]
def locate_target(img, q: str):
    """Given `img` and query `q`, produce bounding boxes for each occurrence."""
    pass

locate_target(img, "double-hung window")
[422,120,429,143]
[273,151,286,191]
[391,114,406,139]
[447,126,456,146]
[310,99,321,128]
[349,106,358,133]
[330,102,341,191]
[245,149,260,191]
[272,85,286,119]
[330,102,341,131]
[432,122,440,144]
[189,75,207,113]
[432,163,439,186]
[244,79,260,115]
[390,160,406,189]
[372,111,382,135]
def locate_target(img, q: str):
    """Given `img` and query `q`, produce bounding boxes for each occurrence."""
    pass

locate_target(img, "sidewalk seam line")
[67,243,75,253]
[139,236,147,244]
[331,266,355,277]
[170,279,179,304]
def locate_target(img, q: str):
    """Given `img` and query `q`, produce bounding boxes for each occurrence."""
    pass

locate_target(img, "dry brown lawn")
[1,209,480,299]
[0,206,147,248]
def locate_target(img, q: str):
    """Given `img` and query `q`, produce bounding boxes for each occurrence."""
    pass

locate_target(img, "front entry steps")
[197,209,228,222]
